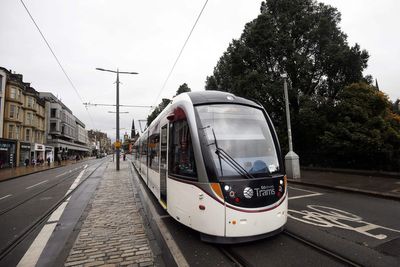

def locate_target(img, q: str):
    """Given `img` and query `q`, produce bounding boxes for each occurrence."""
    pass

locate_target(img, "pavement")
[63,160,159,267]
[1,158,399,266]
[289,168,400,200]
[0,158,93,182]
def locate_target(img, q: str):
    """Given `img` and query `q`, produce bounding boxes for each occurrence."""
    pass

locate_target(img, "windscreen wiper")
[211,129,254,180]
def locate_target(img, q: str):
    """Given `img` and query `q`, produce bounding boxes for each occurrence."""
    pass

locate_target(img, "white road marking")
[288,205,400,240]
[288,186,323,200]
[288,186,320,194]
[289,193,322,200]
[26,180,48,189]
[55,171,68,177]
[0,194,12,201]
[17,222,57,267]
[18,168,87,266]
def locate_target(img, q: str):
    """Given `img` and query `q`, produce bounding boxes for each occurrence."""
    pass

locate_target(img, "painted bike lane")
[287,185,400,266]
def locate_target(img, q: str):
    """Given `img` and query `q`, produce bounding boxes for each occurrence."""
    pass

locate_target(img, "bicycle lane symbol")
[288,205,400,240]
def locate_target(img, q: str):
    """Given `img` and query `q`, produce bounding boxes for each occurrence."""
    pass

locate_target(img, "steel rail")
[218,246,253,267]
[283,230,361,267]
[0,159,106,261]
[0,162,88,216]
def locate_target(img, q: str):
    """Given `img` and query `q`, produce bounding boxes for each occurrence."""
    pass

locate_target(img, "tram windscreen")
[196,104,280,179]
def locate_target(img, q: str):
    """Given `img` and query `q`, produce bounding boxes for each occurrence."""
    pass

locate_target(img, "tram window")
[148,131,160,172]
[141,137,148,165]
[169,118,197,179]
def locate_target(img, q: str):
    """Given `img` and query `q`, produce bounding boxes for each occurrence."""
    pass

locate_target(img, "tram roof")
[186,90,261,108]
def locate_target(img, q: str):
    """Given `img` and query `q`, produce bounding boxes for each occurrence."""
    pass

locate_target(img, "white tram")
[133,91,287,243]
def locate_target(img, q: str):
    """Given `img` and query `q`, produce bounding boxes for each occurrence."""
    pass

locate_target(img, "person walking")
[47,156,51,166]
[25,158,29,167]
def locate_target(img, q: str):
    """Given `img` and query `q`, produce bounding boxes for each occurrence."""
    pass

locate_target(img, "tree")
[205,0,370,161]
[175,83,191,96]
[319,83,400,170]
[147,98,171,126]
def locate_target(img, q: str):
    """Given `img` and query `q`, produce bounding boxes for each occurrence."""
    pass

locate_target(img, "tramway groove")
[283,230,361,267]
[0,160,104,261]
[218,246,253,267]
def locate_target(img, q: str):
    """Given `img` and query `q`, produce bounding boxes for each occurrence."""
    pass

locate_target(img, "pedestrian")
[25,158,29,167]
[47,156,51,166]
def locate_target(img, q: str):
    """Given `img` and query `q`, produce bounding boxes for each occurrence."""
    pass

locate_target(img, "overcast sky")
[1,0,399,141]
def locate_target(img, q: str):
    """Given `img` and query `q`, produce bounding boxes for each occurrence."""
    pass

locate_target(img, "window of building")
[25,128,31,142]
[8,125,14,139]
[26,112,33,125]
[51,108,57,118]
[50,122,57,132]
[27,96,35,108]
[9,104,15,118]
[169,110,197,179]
[10,87,16,99]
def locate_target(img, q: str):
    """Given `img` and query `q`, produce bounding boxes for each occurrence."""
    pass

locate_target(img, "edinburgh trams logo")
[243,187,254,199]
[243,185,275,199]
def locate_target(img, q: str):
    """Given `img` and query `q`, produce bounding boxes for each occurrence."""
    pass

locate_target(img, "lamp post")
[96,68,138,171]
[282,73,301,179]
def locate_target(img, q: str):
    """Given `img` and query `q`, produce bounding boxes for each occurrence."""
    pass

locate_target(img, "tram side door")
[160,124,168,206]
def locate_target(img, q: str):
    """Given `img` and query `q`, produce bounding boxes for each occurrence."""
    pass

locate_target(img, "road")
[0,157,108,266]
[1,159,399,266]
[286,184,400,266]
[132,166,400,266]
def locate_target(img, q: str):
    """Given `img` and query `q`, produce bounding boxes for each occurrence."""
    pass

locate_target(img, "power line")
[83,102,153,108]
[19,0,96,129]
[152,0,209,107]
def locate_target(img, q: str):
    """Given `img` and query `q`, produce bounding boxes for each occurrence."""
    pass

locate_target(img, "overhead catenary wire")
[152,0,209,108]
[19,0,96,129]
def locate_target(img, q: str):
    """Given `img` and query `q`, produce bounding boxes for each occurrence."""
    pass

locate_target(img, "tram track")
[0,165,84,216]
[0,160,105,262]
[218,246,253,267]
[282,229,361,267]
[214,229,362,267]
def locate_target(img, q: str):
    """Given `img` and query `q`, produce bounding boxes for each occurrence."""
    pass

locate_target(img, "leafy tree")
[175,83,191,96]
[205,0,374,168]
[147,98,171,126]
[147,83,192,126]
[319,83,400,170]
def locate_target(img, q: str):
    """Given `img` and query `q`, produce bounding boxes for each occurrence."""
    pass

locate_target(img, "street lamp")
[282,73,301,179]
[96,68,138,171]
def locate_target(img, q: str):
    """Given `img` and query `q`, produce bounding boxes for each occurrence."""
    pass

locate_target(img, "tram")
[133,91,287,243]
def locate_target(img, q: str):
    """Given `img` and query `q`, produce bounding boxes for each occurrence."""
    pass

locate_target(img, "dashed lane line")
[17,168,86,267]
[288,186,323,200]
[0,194,12,201]
[26,180,48,190]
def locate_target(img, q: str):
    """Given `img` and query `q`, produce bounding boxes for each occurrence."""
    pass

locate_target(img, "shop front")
[19,142,31,166]
[0,138,16,168]
[45,146,54,162]
[31,143,45,164]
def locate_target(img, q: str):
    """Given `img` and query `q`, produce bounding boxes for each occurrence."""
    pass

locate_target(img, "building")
[40,92,89,160]
[0,67,46,168]
[87,130,111,156]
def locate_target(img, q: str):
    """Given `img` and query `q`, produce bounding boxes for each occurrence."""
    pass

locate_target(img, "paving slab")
[64,160,159,267]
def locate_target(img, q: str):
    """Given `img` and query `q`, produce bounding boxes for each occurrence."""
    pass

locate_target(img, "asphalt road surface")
[0,158,107,266]
[133,166,400,267]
